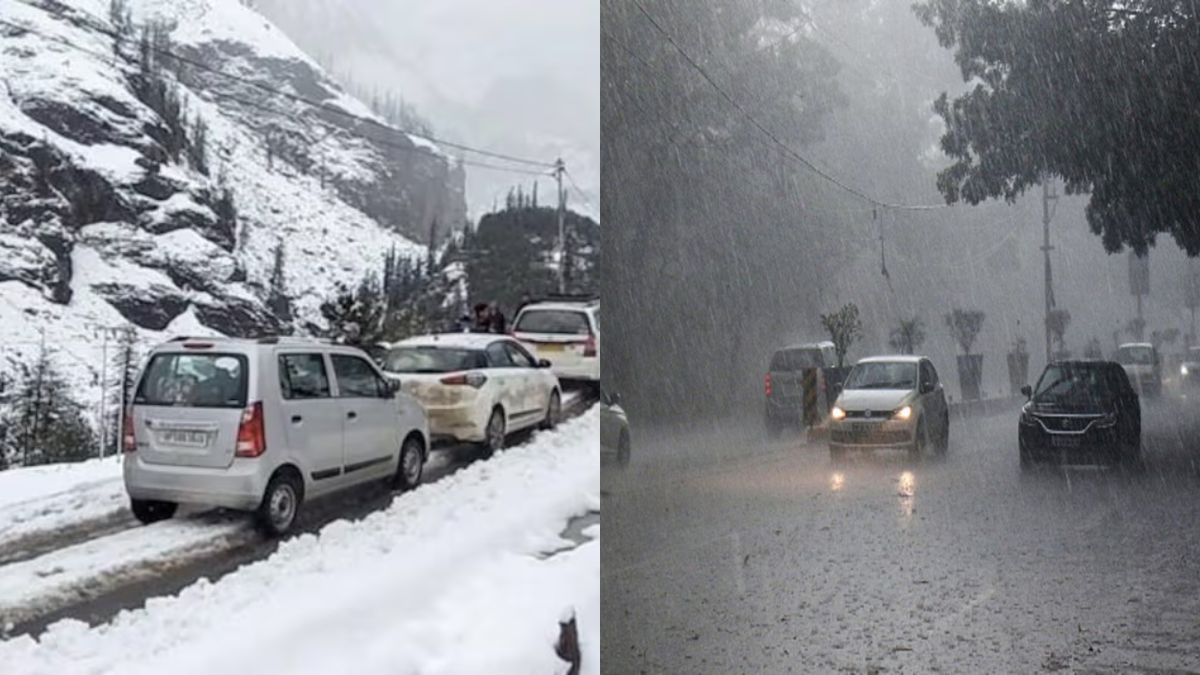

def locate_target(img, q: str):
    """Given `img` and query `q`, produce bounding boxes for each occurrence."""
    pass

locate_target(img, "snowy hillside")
[0,0,466,419]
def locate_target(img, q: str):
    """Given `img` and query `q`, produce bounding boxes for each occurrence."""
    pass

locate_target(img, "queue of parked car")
[121,296,601,537]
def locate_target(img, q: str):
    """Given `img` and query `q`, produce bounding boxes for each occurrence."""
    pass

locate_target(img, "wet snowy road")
[602,397,1200,672]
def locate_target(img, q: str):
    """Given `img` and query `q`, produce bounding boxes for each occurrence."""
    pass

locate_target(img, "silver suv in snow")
[122,336,430,534]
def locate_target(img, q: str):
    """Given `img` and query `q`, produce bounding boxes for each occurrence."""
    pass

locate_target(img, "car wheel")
[392,435,425,491]
[617,431,631,466]
[910,417,927,459]
[540,391,562,430]
[130,498,177,525]
[257,471,303,536]
[480,408,506,458]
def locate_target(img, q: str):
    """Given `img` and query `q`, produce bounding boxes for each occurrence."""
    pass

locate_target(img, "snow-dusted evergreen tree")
[266,242,294,330]
[2,343,96,467]
[319,275,386,345]
[101,328,140,454]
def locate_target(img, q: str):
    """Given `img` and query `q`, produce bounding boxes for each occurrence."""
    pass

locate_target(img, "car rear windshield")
[843,362,917,390]
[382,347,487,373]
[769,348,823,371]
[135,353,248,408]
[1115,346,1154,364]
[1033,364,1118,405]
[515,310,591,335]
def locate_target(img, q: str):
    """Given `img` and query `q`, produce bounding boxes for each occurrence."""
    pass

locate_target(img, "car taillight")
[441,372,488,388]
[583,335,597,357]
[122,410,137,453]
[765,373,773,397]
[236,402,267,458]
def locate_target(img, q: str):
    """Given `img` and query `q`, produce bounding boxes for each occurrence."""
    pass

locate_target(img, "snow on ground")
[0,408,600,674]
[0,459,124,554]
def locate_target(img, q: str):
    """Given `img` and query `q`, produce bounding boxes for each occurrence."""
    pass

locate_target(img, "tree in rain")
[821,303,863,368]
[1046,308,1072,357]
[888,316,926,355]
[945,308,985,356]
[1126,316,1146,342]
[914,0,1200,255]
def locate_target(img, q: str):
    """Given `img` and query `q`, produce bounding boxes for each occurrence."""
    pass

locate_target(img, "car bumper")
[1018,423,1122,461]
[424,404,488,444]
[123,454,268,511]
[551,359,599,382]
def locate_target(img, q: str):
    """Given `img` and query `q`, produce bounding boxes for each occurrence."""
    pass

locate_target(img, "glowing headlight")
[830,406,846,421]
[1019,406,1036,426]
[1182,365,1190,376]
[893,405,912,421]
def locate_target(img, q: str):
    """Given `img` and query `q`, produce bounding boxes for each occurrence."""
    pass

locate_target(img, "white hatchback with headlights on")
[828,355,950,461]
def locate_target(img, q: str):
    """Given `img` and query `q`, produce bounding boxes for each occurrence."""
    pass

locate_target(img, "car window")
[515,309,591,335]
[592,309,599,332]
[383,347,486,373]
[1115,346,1154,365]
[504,341,537,368]
[486,342,517,367]
[770,348,823,371]
[927,362,940,387]
[279,354,331,400]
[135,353,248,408]
[331,354,387,398]
[844,362,917,390]
[919,361,932,389]
[1033,364,1114,404]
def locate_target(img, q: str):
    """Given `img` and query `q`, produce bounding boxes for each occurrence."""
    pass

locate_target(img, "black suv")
[1018,360,1141,468]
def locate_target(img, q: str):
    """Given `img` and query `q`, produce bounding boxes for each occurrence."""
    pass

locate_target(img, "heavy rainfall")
[602,0,1200,672]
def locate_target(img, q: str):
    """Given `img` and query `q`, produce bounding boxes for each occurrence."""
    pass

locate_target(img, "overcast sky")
[257,0,599,220]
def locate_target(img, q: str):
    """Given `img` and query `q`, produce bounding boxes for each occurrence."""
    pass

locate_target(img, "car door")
[485,340,528,429]
[276,352,344,484]
[921,360,948,433]
[331,353,399,481]
[505,340,551,423]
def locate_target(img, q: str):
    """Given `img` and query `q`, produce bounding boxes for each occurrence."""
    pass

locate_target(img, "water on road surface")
[602,397,1200,672]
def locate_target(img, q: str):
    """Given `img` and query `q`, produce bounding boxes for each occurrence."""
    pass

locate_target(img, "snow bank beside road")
[0,408,600,674]
[0,457,125,550]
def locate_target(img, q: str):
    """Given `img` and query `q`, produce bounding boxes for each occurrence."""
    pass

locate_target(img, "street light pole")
[1041,175,1058,365]
[554,158,567,294]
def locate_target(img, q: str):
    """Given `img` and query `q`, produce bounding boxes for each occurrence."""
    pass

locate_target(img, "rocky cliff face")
[0,0,465,408]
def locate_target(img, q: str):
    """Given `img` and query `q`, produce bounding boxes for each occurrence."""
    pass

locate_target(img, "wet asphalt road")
[602,395,1200,673]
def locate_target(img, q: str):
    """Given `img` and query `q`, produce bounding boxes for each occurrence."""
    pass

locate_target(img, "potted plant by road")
[1007,337,1029,396]
[888,316,926,355]
[820,302,864,412]
[946,308,986,401]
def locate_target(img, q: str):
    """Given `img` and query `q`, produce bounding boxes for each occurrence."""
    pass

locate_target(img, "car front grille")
[1034,415,1101,433]
[831,428,910,445]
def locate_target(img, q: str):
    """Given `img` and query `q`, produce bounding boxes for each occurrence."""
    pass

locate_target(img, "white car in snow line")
[123,336,429,535]
[512,297,600,382]
[381,333,563,453]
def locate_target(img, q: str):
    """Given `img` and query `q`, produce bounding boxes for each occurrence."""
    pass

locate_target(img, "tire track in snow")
[2,390,597,638]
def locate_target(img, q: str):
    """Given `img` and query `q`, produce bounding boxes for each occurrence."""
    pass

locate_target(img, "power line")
[564,168,593,210]
[631,0,949,212]
[6,1,555,170]
[0,16,551,178]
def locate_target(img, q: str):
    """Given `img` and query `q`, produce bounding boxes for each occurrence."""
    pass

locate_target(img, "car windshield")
[382,347,485,373]
[134,353,248,408]
[515,309,591,335]
[1116,346,1154,365]
[769,348,823,371]
[1033,364,1114,406]
[843,362,917,390]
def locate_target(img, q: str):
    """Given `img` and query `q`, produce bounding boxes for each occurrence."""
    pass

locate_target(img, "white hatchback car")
[123,337,429,535]
[380,334,563,453]
[828,355,950,460]
[512,298,599,382]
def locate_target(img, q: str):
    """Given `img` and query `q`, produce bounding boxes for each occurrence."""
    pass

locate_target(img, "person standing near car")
[488,302,507,334]
[471,303,491,333]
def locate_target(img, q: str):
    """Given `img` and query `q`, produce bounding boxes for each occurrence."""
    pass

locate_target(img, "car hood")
[836,388,914,412]
[1027,400,1107,416]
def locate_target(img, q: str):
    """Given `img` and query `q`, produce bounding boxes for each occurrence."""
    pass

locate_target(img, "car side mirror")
[538,359,552,369]
[1021,384,1032,399]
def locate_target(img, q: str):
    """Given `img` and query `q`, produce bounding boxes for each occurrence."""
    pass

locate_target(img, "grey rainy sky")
[257,0,600,221]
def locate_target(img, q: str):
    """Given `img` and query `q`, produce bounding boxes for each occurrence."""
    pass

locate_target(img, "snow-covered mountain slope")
[0,0,466,411]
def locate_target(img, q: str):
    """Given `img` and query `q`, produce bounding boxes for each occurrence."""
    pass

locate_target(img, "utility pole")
[1041,174,1058,364]
[554,157,567,294]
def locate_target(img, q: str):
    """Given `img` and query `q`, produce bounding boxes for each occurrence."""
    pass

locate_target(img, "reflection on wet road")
[602,396,1200,672]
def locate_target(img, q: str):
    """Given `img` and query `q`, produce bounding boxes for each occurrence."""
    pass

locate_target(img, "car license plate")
[851,423,874,435]
[539,343,565,353]
[160,430,210,447]
[1050,436,1080,448]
